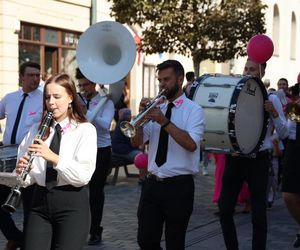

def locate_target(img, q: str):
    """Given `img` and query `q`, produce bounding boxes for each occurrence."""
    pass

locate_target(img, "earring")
[68,103,72,110]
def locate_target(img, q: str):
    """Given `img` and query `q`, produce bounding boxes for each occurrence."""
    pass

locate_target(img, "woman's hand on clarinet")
[16,155,31,174]
[27,139,59,166]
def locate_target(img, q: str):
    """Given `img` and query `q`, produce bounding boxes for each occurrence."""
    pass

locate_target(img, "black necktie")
[155,102,174,167]
[86,99,90,110]
[10,93,28,144]
[46,124,61,190]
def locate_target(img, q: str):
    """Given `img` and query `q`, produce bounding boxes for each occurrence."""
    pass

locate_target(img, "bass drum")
[190,74,268,155]
[0,145,18,187]
[0,145,18,172]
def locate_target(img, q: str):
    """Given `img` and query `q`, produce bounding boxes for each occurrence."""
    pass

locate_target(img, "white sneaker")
[202,167,209,176]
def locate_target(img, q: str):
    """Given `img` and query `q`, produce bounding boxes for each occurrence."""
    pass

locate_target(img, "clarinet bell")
[1,188,21,213]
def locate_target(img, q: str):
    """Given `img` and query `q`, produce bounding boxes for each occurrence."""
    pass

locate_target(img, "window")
[19,43,40,66]
[19,22,80,81]
[45,29,58,44]
[143,64,157,98]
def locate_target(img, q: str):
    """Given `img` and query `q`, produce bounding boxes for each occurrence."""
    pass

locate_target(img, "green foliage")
[109,0,267,74]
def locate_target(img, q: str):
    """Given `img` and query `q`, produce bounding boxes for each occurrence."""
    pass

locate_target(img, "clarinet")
[1,111,53,213]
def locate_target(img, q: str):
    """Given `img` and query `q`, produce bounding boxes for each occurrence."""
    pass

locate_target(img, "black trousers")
[0,184,35,244]
[89,146,111,235]
[24,185,90,250]
[218,152,270,250]
[282,140,300,193]
[137,175,194,250]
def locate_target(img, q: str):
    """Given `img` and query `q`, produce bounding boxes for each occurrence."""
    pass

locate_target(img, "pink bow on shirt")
[60,123,71,135]
[28,111,37,116]
[174,99,184,106]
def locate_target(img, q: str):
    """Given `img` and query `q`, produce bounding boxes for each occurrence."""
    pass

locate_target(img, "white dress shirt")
[17,117,97,187]
[0,89,43,145]
[143,94,205,178]
[260,94,288,151]
[85,94,114,148]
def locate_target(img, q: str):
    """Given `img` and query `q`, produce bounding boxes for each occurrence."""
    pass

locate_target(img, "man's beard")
[165,82,180,100]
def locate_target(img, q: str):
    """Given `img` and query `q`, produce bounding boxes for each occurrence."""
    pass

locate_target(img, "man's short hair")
[156,60,184,77]
[247,58,267,70]
[186,72,195,82]
[289,83,300,98]
[278,78,288,84]
[75,67,87,80]
[19,62,40,76]
[263,79,270,88]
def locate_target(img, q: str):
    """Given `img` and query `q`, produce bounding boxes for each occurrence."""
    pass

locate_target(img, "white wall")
[232,0,300,89]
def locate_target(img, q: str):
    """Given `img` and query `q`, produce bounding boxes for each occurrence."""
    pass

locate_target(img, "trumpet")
[120,89,166,138]
[2,111,53,213]
[286,99,300,122]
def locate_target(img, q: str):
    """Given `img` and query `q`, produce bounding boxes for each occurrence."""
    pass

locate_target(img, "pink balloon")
[297,73,300,83]
[247,34,274,64]
[134,153,148,169]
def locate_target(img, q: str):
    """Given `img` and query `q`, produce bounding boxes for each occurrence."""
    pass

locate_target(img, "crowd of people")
[0,58,299,250]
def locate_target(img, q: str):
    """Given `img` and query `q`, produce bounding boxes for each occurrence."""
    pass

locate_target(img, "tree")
[109,0,267,76]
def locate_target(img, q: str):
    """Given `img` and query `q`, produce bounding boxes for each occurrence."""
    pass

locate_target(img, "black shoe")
[4,240,22,250]
[213,210,220,217]
[88,233,102,245]
[267,201,273,210]
[293,234,300,248]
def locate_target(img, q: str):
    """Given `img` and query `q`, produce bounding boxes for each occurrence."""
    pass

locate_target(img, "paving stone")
[0,163,298,250]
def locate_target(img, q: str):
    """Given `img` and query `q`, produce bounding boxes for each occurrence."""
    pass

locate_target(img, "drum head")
[234,78,266,154]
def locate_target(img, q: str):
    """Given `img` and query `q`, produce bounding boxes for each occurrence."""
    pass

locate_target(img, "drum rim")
[228,76,269,155]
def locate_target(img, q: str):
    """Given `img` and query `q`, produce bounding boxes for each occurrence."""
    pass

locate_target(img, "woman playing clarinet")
[16,73,97,250]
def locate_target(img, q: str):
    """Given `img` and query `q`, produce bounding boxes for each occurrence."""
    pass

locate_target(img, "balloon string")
[259,64,262,79]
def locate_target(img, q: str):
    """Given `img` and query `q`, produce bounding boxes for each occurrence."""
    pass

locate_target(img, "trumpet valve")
[120,121,136,138]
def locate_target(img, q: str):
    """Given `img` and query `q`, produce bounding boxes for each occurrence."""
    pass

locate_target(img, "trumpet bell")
[120,121,136,138]
[76,21,136,84]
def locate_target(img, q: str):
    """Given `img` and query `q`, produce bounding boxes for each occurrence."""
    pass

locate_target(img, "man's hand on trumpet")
[138,98,168,126]
[145,107,168,127]
[139,98,151,112]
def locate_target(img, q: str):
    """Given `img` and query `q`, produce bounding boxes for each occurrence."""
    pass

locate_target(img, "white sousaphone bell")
[76,21,137,121]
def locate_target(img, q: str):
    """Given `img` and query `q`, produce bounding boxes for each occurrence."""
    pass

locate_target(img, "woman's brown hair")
[38,73,87,139]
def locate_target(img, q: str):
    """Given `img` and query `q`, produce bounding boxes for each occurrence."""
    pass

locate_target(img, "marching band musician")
[218,58,289,250]
[15,73,97,250]
[0,61,43,250]
[131,60,205,250]
[282,83,300,248]
[75,68,115,245]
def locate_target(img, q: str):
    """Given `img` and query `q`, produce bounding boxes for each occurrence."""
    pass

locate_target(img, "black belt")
[146,174,192,183]
[36,185,85,192]
[231,149,271,158]
[255,149,272,157]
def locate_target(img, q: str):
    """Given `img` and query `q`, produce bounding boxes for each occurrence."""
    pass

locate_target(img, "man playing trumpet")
[131,60,205,250]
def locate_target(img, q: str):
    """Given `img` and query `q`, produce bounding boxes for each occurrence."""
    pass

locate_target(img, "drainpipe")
[90,0,97,25]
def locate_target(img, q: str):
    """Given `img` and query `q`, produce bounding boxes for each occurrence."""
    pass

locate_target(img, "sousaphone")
[76,21,136,121]
[77,21,136,85]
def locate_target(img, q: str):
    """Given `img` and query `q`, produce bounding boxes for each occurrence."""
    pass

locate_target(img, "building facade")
[0,0,299,139]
